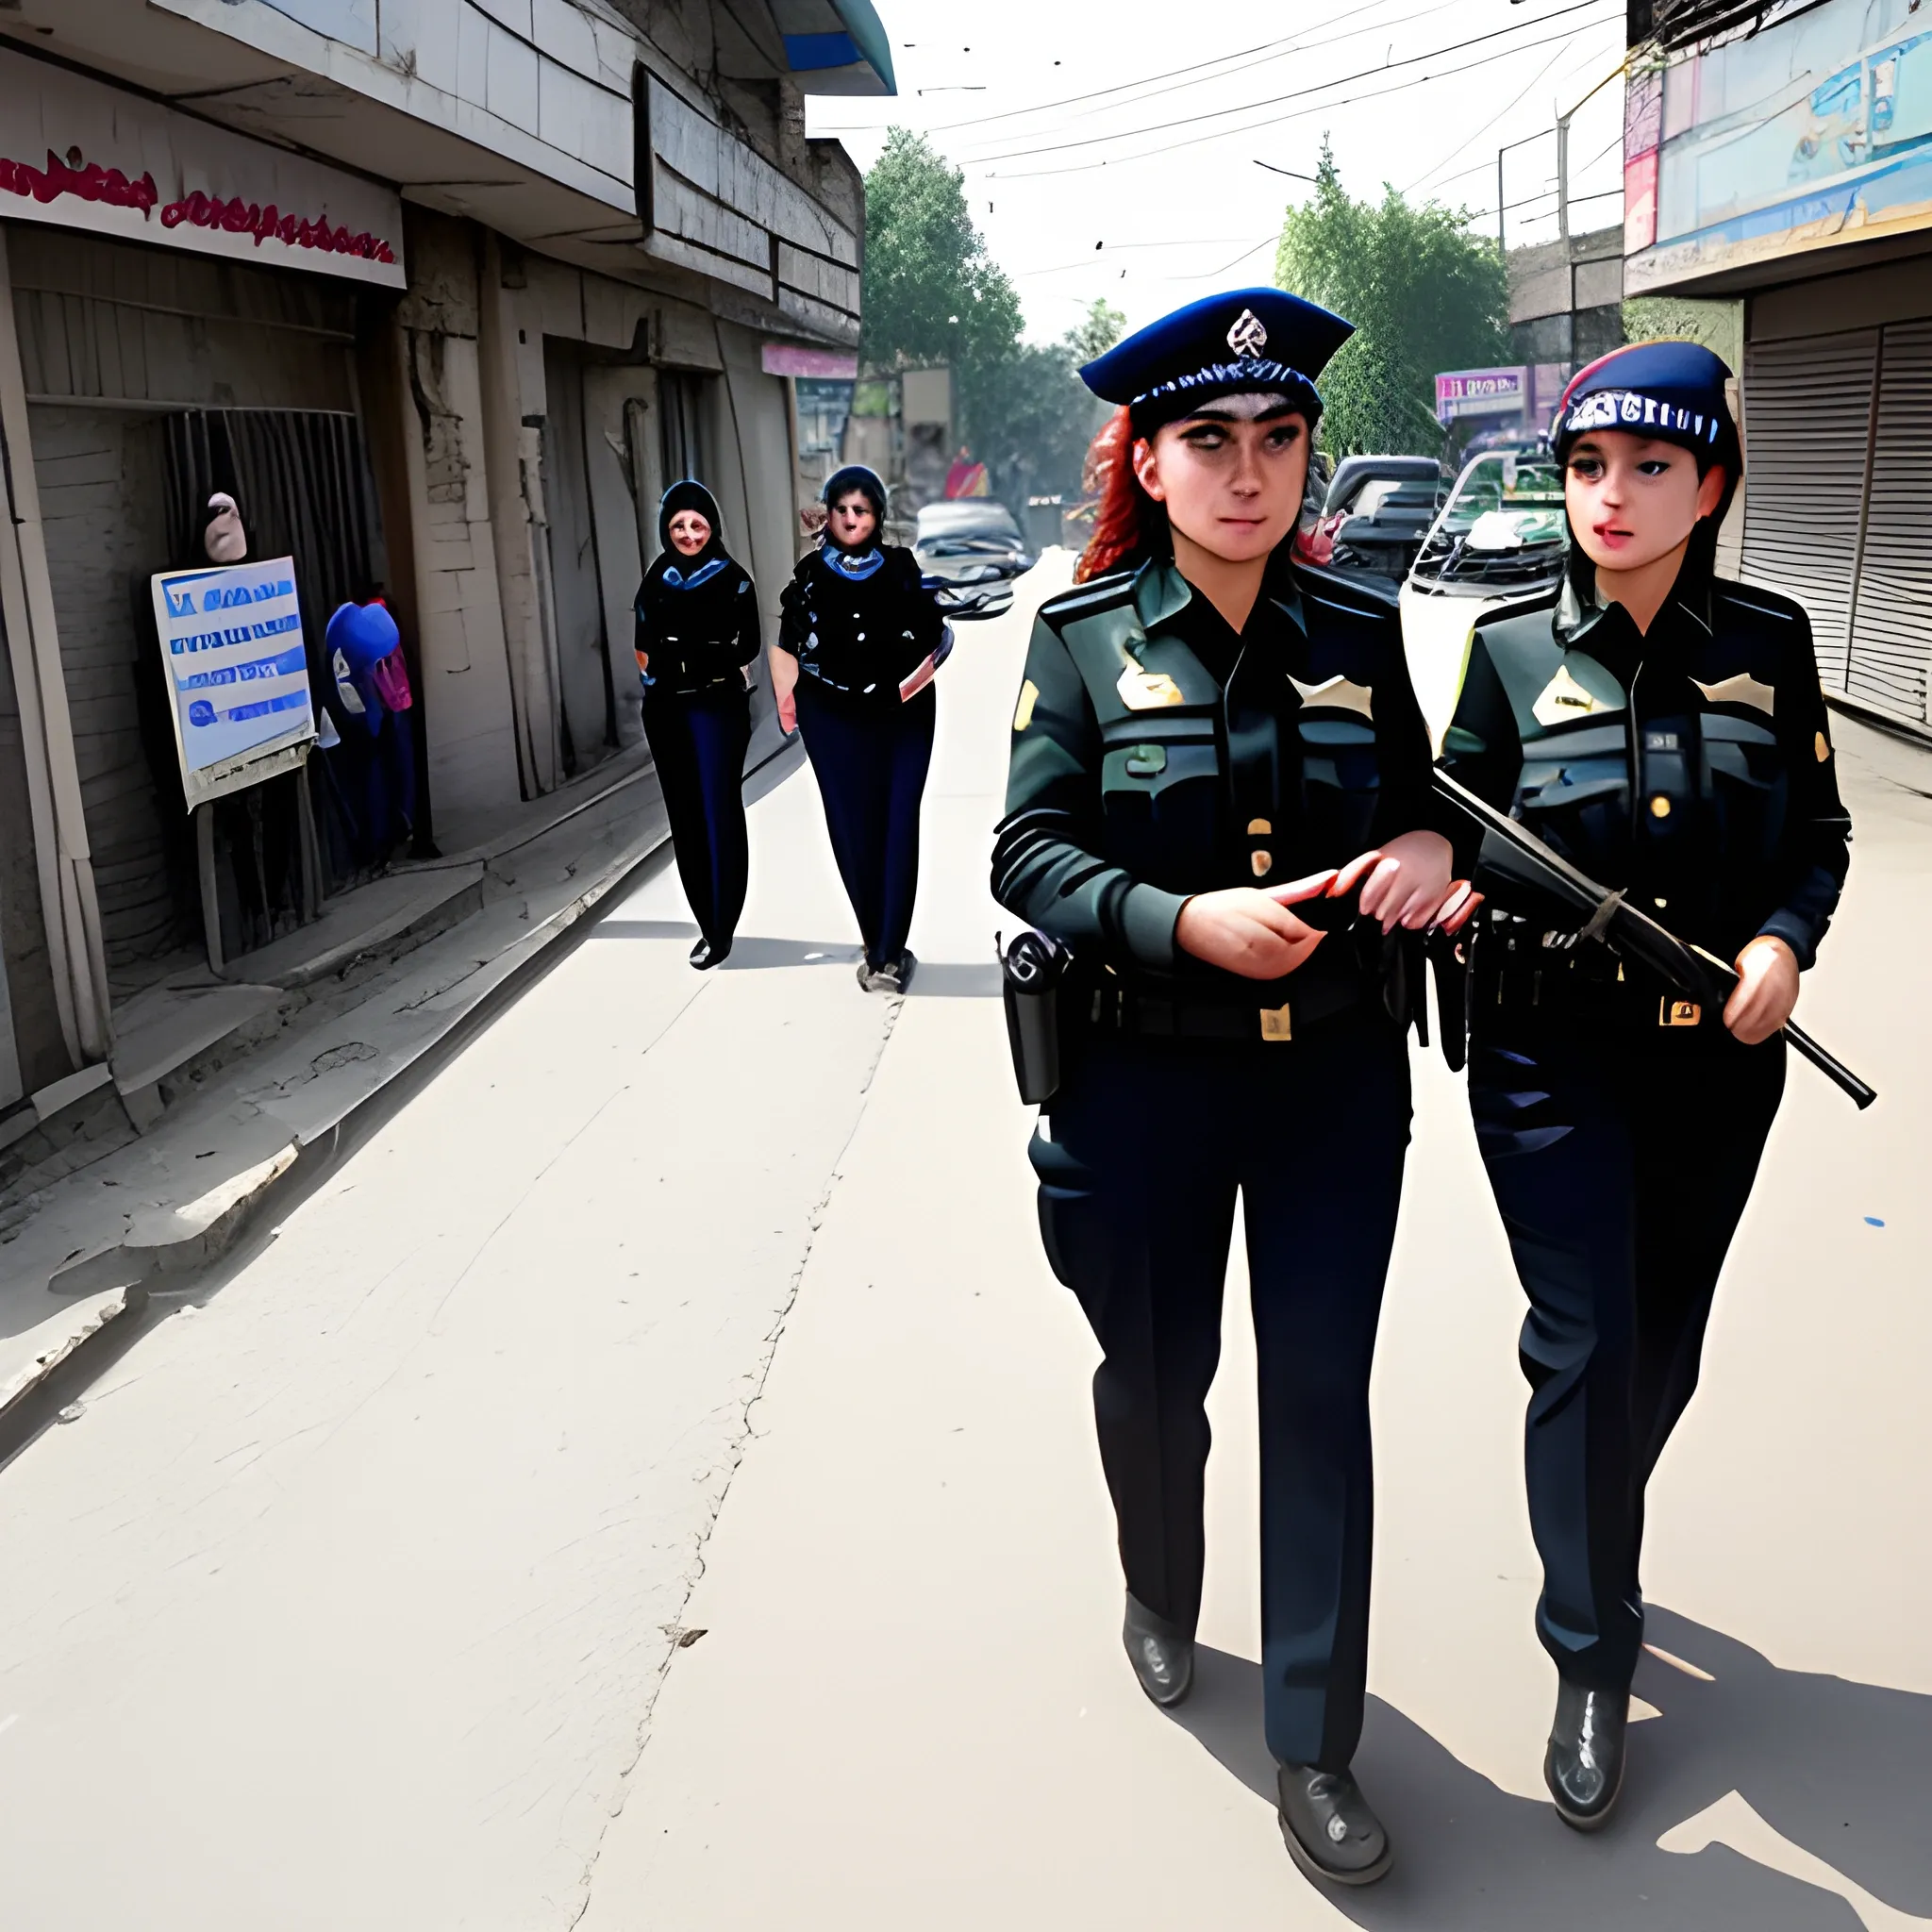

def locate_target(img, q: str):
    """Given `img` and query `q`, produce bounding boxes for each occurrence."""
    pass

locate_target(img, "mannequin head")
[204,491,247,564]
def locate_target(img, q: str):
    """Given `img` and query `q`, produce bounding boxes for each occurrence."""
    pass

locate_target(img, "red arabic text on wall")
[0,148,397,266]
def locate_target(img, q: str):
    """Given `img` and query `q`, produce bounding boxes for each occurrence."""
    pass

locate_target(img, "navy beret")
[1079,287,1354,431]
[1554,340,1740,472]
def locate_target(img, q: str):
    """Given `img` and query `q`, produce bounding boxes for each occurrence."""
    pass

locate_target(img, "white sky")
[806,0,1629,345]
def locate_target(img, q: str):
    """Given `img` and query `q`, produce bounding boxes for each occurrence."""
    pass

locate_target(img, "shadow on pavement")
[591,920,701,941]
[1170,1607,1932,1930]
[906,961,1002,998]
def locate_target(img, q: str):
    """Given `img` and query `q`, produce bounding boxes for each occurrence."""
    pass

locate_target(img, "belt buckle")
[1258,1003,1293,1042]
[1659,997,1702,1028]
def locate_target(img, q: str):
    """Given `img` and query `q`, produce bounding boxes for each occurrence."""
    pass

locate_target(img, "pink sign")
[762,343,860,378]
[1434,367,1529,422]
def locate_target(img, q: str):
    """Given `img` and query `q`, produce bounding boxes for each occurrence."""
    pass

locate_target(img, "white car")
[1399,450,1569,748]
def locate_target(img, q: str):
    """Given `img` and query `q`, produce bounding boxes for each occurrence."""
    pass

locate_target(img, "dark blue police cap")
[1079,287,1354,431]
[1553,340,1740,473]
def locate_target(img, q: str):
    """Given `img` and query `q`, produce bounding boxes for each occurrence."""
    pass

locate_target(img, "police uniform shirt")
[994,552,1436,1002]
[1441,566,1851,968]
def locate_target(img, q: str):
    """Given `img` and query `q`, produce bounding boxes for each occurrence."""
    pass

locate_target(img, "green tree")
[1067,297,1127,367]
[858,127,1023,443]
[1274,142,1508,458]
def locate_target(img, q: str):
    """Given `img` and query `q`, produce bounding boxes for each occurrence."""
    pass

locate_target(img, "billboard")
[1435,366,1530,422]
[150,558,316,809]
[1628,0,1932,292]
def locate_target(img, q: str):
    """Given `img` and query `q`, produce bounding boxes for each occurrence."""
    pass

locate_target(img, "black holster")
[999,929,1074,1107]
[1428,925,1471,1073]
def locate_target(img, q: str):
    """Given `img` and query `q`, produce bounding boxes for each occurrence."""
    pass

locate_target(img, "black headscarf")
[821,464,888,554]
[655,478,729,580]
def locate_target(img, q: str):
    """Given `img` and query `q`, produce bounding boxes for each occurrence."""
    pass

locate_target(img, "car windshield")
[1433,454,1567,549]
[916,504,1022,543]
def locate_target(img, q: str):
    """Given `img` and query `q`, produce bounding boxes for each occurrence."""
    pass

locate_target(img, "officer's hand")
[1341,831,1456,934]
[635,649,650,675]
[776,689,798,735]
[1176,877,1332,980]
[1433,881,1484,935]
[1724,935,1800,1045]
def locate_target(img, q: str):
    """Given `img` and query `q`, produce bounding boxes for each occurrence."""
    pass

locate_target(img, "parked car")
[1400,449,1569,745]
[1298,455,1445,587]
[913,500,1035,621]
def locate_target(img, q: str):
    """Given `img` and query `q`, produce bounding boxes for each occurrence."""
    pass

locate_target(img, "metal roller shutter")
[1740,329,1877,691]
[1846,320,1932,725]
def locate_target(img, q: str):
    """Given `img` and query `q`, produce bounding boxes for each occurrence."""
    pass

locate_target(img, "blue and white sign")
[149,556,316,808]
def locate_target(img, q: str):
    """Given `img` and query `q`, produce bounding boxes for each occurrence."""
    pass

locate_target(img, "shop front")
[0,45,409,1009]
[1626,0,1932,734]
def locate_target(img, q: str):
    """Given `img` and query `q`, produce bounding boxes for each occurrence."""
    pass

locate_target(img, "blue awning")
[771,1,895,94]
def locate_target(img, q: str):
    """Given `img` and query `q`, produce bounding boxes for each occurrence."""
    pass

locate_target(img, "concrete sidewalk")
[577,576,1932,1927]
[0,742,708,1424]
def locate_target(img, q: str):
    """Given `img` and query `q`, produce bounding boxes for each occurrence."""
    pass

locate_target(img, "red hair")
[1076,408,1162,582]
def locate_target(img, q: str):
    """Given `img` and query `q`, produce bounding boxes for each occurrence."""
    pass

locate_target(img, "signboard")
[762,343,859,378]
[0,46,404,289]
[150,558,316,810]
[1628,0,1932,293]
[1435,366,1530,423]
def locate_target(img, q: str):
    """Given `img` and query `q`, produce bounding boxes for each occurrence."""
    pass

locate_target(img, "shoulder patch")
[1692,671,1776,716]
[1038,571,1135,627]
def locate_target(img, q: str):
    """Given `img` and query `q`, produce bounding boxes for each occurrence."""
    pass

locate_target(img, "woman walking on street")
[635,480,760,969]
[772,464,947,993]
[992,290,1464,1888]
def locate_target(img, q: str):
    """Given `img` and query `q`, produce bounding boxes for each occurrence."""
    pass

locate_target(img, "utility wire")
[1404,41,1576,192]
[959,0,1616,166]
[814,0,1460,137]
[980,15,1623,181]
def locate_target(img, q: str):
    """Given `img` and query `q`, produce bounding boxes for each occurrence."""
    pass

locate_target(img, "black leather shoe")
[1122,1593,1192,1707]
[1276,1763,1392,1887]
[690,938,730,970]
[1544,1677,1627,1830]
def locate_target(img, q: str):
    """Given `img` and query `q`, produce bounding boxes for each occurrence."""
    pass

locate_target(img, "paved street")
[1,558,1928,1929]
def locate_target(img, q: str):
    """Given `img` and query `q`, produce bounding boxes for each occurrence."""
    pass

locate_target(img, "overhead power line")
[959,0,1617,166]
[979,14,1624,181]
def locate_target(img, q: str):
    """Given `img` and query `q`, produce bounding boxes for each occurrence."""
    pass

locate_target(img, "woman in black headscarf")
[772,464,947,993]
[636,479,761,968]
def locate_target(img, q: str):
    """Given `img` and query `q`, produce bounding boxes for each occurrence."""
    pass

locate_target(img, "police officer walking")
[772,465,947,993]
[993,290,1461,1887]
[1437,341,1852,1829]
[635,479,761,969]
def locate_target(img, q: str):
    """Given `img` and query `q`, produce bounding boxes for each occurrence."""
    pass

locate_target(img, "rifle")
[1432,768,1874,1110]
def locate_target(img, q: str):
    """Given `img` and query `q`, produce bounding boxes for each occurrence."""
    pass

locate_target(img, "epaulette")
[1712,578,1805,628]
[1292,558,1400,617]
[1037,570,1136,628]
[1471,585,1561,636]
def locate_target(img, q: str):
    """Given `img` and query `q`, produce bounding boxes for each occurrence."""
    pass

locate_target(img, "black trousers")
[1028,1016,1412,1772]
[1468,1011,1786,1690]
[642,683,751,951]
[793,675,935,970]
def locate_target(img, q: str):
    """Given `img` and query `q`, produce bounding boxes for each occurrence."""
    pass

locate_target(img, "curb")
[0,733,803,1434]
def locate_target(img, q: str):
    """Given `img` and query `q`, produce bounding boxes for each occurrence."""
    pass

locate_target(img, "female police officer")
[1438,341,1851,1830]
[635,479,760,969]
[992,290,1460,1888]
[772,465,946,993]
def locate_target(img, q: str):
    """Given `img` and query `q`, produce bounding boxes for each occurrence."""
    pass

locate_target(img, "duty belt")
[1087,971,1371,1044]
[1477,927,1712,1030]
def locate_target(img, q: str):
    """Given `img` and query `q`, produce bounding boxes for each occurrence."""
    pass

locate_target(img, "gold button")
[1815,730,1831,763]
[1246,817,1272,836]
[1650,795,1672,819]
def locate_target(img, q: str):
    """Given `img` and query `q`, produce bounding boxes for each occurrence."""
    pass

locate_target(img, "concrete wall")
[1508,225,1626,368]
[391,209,523,825]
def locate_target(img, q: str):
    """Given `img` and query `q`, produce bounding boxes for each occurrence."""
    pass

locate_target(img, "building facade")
[1625,0,1932,737]
[0,0,884,1125]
